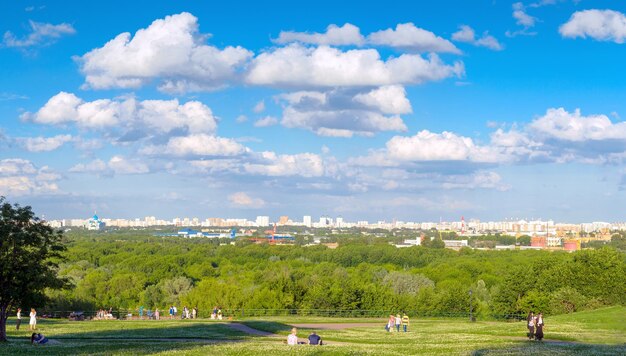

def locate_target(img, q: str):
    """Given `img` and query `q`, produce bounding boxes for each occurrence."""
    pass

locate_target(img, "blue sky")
[1,0,625,222]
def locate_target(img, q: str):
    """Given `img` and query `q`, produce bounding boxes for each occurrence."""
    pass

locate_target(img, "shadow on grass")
[1,320,273,355]
[240,321,294,334]
[472,340,626,355]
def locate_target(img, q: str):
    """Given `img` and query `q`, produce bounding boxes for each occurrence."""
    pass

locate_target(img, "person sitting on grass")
[308,331,322,345]
[31,333,49,345]
[287,327,298,345]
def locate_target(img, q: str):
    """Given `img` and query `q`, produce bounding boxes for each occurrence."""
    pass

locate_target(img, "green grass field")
[1,306,624,355]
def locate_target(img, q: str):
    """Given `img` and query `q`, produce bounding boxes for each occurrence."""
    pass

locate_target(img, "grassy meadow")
[1,306,624,355]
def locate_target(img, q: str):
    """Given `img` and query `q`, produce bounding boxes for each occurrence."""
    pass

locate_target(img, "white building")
[86,214,105,231]
[303,215,312,227]
[256,216,270,227]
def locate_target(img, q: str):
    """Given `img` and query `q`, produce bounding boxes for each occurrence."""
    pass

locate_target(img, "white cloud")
[70,156,149,175]
[19,134,72,152]
[140,134,248,157]
[23,92,218,136]
[246,44,463,88]
[0,159,60,196]
[108,155,150,174]
[513,2,536,27]
[228,192,265,208]
[236,115,248,123]
[367,23,460,53]
[275,23,365,46]
[252,100,265,113]
[559,9,626,43]
[243,152,325,177]
[529,108,626,141]
[452,25,503,51]
[254,116,278,127]
[442,171,511,191]
[353,85,412,115]
[3,20,75,48]
[384,130,502,163]
[278,88,408,137]
[69,159,108,174]
[77,12,253,92]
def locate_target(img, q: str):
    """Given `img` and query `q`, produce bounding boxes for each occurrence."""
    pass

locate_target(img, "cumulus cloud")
[228,192,265,208]
[452,25,503,50]
[0,159,60,196]
[70,156,149,176]
[19,134,72,152]
[77,12,253,93]
[3,20,75,48]
[254,116,278,127]
[529,108,626,141]
[140,134,248,157]
[507,2,538,37]
[275,23,365,46]
[252,100,265,113]
[442,171,511,191]
[367,23,460,53]
[559,9,626,43]
[513,2,536,27]
[277,88,408,137]
[22,92,218,137]
[243,151,325,177]
[383,130,503,163]
[353,85,412,115]
[246,44,463,88]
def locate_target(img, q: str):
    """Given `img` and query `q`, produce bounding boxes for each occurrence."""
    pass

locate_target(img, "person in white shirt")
[287,327,298,345]
[29,308,37,331]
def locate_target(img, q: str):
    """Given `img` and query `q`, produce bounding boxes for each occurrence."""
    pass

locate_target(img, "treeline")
[45,233,626,319]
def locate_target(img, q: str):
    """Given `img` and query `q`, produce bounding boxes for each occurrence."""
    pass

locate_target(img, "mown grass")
[0,306,624,355]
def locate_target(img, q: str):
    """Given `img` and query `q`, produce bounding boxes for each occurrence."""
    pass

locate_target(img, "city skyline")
[1,1,626,222]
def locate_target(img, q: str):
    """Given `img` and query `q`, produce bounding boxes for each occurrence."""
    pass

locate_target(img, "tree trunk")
[0,305,7,342]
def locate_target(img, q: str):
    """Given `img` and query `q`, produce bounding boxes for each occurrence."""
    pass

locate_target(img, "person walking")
[16,308,22,330]
[401,312,410,332]
[386,314,395,332]
[192,307,197,319]
[534,312,544,341]
[526,311,535,340]
[155,308,160,320]
[29,308,37,331]
[395,313,402,332]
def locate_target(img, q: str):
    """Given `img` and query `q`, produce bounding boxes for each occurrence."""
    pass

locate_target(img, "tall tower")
[461,216,466,235]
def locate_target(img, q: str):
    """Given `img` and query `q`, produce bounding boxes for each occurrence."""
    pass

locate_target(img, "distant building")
[303,215,312,227]
[86,214,105,231]
[278,215,289,225]
[256,216,270,227]
[443,240,468,251]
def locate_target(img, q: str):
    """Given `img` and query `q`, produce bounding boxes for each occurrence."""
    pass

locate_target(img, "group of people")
[210,306,223,320]
[385,312,410,332]
[287,328,322,345]
[15,308,38,331]
[95,308,115,320]
[526,311,545,341]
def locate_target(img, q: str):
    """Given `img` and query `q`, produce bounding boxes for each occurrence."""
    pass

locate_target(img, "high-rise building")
[278,215,289,225]
[256,216,270,226]
[336,217,344,228]
[303,215,312,227]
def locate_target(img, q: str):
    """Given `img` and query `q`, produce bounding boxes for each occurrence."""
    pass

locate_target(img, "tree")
[0,197,67,342]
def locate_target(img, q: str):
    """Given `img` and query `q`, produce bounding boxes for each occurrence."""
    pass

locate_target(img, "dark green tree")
[0,198,67,342]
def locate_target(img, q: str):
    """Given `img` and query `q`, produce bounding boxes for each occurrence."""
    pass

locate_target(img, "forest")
[44,230,626,319]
